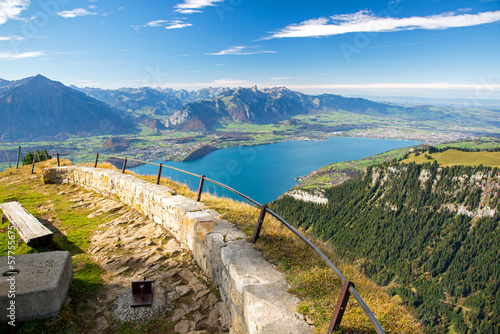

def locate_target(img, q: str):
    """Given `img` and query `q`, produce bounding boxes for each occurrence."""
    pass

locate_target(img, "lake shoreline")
[131,137,422,204]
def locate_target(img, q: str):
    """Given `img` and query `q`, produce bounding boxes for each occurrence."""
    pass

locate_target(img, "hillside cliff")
[272,162,500,333]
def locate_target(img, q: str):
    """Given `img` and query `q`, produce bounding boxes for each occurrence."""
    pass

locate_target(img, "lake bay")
[131,137,420,204]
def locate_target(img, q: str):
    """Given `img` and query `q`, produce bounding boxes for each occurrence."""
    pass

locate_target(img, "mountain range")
[164,85,455,132]
[74,86,231,116]
[1,74,495,140]
[0,75,135,140]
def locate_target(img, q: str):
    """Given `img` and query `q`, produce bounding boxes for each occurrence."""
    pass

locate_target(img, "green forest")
[271,162,500,333]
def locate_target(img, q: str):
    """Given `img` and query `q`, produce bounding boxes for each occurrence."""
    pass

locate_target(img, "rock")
[145,254,163,266]
[163,238,182,254]
[174,319,191,333]
[171,308,188,322]
[95,316,108,332]
[112,266,130,275]
[194,289,210,301]
[207,293,218,307]
[170,285,192,300]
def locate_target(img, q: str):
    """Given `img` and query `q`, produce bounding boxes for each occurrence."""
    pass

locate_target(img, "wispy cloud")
[133,19,192,32]
[54,51,91,55]
[0,51,45,60]
[266,10,500,39]
[166,20,192,29]
[0,0,30,25]
[57,8,97,18]
[205,46,276,55]
[155,78,251,89]
[174,0,224,14]
[0,36,25,41]
[271,77,292,81]
[145,20,168,27]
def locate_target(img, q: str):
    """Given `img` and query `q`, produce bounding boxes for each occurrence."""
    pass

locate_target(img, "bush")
[22,149,52,165]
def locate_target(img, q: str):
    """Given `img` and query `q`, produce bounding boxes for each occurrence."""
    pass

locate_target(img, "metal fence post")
[56,153,60,167]
[196,175,205,202]
[16,146,21,169]
[94,153,99,168]
[156,163,163,185]
[122,158,127,174]
[31,152,37,174]
[328,281,355,333]
[252,204,267,243]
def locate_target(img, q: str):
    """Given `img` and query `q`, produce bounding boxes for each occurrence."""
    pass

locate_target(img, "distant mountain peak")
[0,74,136,140]
[22,74,51,84]
[33,74,48,79]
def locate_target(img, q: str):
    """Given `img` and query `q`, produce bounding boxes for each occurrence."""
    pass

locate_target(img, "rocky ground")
[60,189,230,333]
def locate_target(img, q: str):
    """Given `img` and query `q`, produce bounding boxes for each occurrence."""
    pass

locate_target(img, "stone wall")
[43,166,312,334]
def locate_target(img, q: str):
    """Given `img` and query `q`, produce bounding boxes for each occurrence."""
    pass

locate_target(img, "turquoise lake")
[131,137,420,204]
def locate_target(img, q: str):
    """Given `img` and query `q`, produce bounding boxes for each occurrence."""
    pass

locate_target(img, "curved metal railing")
[18,146,384,334]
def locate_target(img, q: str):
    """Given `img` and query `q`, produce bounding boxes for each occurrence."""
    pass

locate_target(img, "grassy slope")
[434,136,500,150]
[402,149,500,167]
[294,147,412,190]
[0,160,110,334]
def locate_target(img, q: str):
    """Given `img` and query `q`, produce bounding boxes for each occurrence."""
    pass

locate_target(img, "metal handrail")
[266,208,348,282]
[203,176,263,208]
[26,147,384,333]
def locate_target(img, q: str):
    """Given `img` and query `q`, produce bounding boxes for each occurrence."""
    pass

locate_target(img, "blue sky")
[0,0,499,98]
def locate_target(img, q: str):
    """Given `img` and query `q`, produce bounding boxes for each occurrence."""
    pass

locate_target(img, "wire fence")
[18,146,385,334]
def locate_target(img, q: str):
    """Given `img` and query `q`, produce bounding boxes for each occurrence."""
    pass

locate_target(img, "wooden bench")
[0,202,53,247]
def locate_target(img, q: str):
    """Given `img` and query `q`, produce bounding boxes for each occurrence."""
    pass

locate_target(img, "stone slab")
[0,251,73,322]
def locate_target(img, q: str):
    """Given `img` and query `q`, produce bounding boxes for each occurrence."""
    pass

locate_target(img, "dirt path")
[68,189,230,333]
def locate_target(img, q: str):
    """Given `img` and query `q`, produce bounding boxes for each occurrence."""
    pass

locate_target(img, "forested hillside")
[272,162,500,333]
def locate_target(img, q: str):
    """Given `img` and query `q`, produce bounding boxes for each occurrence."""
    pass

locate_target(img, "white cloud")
[155,78,252,89]
[0,51,45,60]
[176,9,202,14]
[145,20,168,27]
[271,77,292,81]
[0,35,25,41]
[166,20,192,29]
[174,0,224,13]
[88,4,97,9]
[57,8,97,18]
[0,0,30,25]
[54,51,91,55]
[267,10,500,39]
[205,46,276,55]
[133,19,192,31]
